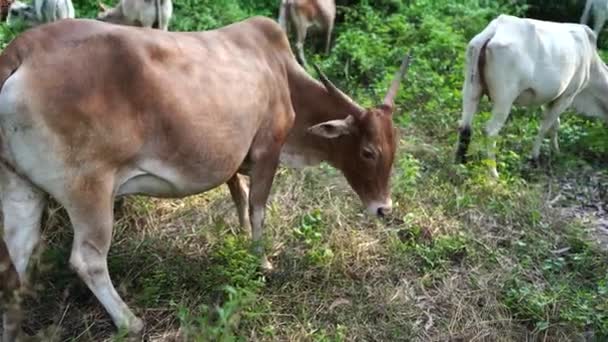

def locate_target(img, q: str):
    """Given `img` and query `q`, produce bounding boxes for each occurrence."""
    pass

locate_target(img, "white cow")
[97,0,172,30]
[455,15,608,177]
[6,0,74,26]
[581,0,608,37]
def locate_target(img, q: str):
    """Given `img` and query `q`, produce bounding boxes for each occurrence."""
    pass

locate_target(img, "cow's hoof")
[527,156,541,168]
[260,255,274,273]
[119,317,144,341]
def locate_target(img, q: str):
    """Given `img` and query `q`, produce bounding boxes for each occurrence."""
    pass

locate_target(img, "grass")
[1,0,608,341]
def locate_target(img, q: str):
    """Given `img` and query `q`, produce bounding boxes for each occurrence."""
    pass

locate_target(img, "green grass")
[2,0,608,341]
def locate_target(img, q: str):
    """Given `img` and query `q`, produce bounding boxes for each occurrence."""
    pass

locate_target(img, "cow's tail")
[581,0,593,24]
[456,20,497,164]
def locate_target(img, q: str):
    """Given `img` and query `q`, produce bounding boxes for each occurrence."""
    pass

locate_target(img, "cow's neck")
[281,70,359,169]
[574,56,608,120]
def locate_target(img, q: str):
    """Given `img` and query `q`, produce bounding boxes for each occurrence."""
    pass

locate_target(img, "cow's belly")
[115,158,239,198]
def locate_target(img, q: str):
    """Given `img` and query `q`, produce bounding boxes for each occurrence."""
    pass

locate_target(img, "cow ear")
[98,2,109,11]
[307,115,356,139]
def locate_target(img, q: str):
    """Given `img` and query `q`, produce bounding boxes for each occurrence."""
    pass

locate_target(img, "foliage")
[177,286,257,342]
[294,210,335,267]
[502,229,608,337]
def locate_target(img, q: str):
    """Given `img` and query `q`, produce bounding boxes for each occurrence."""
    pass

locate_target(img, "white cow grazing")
[455,14,608,177]
[97,0,172,30]
[6,0,74,26]
[581,0,608,37]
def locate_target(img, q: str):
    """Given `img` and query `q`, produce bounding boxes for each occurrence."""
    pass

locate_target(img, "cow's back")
[0,17,297,196]
[483,15,596,105]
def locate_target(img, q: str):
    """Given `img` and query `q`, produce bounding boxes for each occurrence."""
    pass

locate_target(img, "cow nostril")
[377,207,392,217]
[379,205,393,217]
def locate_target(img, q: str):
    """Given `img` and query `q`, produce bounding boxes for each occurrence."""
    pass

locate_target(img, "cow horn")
[383,52,413,111]
[312,63,365,116]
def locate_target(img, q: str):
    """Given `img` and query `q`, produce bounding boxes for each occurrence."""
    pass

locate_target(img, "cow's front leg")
[248,147,281,271]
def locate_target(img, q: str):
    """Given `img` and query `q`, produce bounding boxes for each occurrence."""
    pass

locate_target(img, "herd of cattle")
[2,0,337,65]
[0,0,606,340]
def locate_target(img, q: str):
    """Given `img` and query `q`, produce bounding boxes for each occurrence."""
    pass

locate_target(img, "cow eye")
[361,147,376,160]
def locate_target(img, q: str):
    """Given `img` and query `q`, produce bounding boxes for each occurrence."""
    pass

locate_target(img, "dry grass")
[1,133,605,342]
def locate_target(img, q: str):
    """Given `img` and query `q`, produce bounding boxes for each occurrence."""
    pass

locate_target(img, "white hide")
[458,15,608,177]
[98,0,173,30]
[6,0,74,26]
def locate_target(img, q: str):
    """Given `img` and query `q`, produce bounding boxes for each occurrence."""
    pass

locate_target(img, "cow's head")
[308,55,411,217]
[6,1,38,27]
[96,2,130,26]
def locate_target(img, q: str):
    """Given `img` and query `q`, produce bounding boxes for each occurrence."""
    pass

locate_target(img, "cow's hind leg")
[320,12,334,54]
[64,175,143,336]
[485,100,514,178]
[227,174,252,236]
[531,98,573,161]
[0,166,46,342]
[593,8,607,36]
[550,117,560,154]
[278,0,288,32]
[292,10,310,66]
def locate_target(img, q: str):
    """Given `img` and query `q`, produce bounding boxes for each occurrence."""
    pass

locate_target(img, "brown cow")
[278,0,335,66]
[0,17,409,338]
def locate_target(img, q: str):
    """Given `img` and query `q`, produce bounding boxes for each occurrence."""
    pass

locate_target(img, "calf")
[581,0,608,37]
[278,0,335,65]
[97,0,172,30]
[0,17,409,339]
[455,15,608,177]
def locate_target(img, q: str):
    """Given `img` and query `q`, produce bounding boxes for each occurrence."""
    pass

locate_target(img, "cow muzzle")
[367,198,393,217]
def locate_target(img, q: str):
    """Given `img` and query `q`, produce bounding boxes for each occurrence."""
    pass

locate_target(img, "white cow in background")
[6,0,74,26]
[581,0,608,37]
[97,0,172,30]
[455,14,608,177]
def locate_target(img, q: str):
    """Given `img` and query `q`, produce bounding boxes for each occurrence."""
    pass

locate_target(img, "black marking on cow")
[455,126,472,164]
